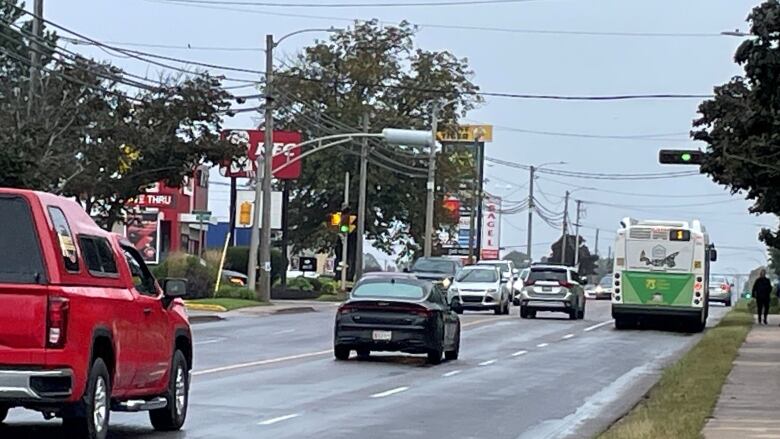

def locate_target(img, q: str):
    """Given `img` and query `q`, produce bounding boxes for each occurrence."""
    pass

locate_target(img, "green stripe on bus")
[622,272,694,306]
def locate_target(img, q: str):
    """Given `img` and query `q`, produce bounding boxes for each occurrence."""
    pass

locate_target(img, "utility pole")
[467,136,479,264]
[28,0,43,104]
[595,228,600,256]
[561,190,570,265]
[249,34,275,301]
[475,141,486,262]
[355,112,369,281]
[574,200,582,266]
[526,166,535,261]
[340,172,350,291]
[424,102,440,258]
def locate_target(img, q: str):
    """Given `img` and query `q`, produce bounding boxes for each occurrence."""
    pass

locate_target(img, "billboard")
[125,212,161,264]
[220,130,302,179]
[481,196,502,260]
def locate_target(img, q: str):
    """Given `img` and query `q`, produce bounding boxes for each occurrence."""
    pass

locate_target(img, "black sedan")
[334,274,461,365]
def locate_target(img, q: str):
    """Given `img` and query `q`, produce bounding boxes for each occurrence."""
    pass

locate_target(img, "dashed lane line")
[258,413,301,426]
[371,386,409,398]
[584,320,613,332]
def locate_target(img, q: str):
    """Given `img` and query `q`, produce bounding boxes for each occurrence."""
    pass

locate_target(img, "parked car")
[333,273,460,364]
[448,265,511,315]
[222,269,248,287]
[408,257,463,286]
[0,189,192,439]
[709,275,733,307]
[518,264,586,320]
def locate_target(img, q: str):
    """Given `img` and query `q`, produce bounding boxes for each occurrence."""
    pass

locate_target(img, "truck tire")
[150,350,190,431]
[63,357,111,439]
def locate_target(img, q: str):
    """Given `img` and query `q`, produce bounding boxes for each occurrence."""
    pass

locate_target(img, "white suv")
[448,265,511,315]
[518,264,586,320]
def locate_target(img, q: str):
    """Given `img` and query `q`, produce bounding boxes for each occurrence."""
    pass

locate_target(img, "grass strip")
[186,298,269,311]
[598,302,753,439]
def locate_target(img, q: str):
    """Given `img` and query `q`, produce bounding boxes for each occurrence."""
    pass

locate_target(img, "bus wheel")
[688,317,706,333]
[615,317,631,330]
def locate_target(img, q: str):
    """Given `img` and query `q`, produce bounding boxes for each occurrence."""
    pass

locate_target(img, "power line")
[535,175,735,199]
[490,124,691,142]
[146,0,727,39]
[486,157,701,180]
[154,0,540,7]
[63,37,262,52]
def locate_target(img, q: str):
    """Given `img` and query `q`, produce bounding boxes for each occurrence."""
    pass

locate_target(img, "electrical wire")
[535,175,735,199]
[145,0,729,39]
[153,0,540,8]
[489,124,691,142]
[486,157,701,180]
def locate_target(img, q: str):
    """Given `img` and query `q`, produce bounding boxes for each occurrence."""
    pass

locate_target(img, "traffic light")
[658,149,705,165]
[239,201,252,226]
[339,214,357,233]
[329,212,342,228]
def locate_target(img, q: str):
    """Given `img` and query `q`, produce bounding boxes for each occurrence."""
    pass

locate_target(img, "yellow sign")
[438,125,493,143]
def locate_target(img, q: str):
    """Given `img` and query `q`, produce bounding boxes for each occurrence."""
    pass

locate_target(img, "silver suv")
[518,264,586,320]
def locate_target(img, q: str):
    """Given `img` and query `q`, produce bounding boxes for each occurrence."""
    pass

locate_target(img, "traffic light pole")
[355,112,369,282]
[340,172,350,291]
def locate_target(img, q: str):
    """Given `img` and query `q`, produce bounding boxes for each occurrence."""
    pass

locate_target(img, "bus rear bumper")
[612,304,703,319]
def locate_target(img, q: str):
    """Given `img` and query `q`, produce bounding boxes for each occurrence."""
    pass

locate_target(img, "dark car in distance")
[407,257,463,285]
[334,274,461,364]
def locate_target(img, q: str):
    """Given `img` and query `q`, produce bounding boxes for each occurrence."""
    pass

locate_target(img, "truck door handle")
[144,308,152,315]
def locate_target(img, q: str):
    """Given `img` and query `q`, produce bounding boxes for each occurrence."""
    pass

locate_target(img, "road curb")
[185,303,228,312]
[271,306,317,315]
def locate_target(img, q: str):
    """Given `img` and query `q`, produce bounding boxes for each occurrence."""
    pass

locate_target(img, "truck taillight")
[47,297,69,348]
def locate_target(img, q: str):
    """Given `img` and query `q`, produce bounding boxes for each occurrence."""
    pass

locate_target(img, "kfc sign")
[220,130,302,179]
[132,193,175,208]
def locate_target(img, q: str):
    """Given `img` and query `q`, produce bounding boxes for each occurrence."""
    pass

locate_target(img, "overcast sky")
[44,0,774,275]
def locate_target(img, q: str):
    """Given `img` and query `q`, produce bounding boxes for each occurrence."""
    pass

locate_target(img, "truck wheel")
[63,358,111,439]
[150,350,189,431]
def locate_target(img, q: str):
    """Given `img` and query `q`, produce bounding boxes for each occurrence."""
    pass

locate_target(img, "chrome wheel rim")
[93,376,108,433]
[174,366,186,416]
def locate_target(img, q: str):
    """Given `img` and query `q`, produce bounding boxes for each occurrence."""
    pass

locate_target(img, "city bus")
[611,217,717,332]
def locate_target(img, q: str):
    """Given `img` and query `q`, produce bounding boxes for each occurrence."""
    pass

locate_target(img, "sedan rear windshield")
[352,281,426,299]
[456,269,498,283]
[528,269,567,283]
[0,196,46,284]
[411,259,456,274]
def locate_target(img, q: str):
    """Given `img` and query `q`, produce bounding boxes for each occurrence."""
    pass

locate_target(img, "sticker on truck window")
[48,206,80,272]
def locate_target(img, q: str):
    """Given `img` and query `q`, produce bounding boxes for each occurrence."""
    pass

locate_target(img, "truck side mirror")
[709,248,718,262]
[163,278,187,298]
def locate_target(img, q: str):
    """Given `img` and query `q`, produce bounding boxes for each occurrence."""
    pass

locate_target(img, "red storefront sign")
[131,193,175,208]
[220,130,302,179]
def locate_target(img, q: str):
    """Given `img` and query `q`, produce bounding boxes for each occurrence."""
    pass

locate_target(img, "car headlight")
[442,278,451,288]
[596,286,602,293]
[486,289,497,294]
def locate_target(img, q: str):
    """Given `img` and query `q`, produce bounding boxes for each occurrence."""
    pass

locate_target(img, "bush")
[287,276,314,291]
[747,295,780,314]
[319,278,339,295]
[215,285,257,300]
[154,252,217,299]
[223,246,285,285]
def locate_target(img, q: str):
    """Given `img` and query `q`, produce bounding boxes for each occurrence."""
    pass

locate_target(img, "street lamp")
[526,161,566,260]
[248,27,341,300]
[425,98,460,258]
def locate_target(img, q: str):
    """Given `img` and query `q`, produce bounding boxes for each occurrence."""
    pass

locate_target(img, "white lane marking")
[272,329,296,335]
[194,350,331,376]
[443,370,462,377]
[562,334,575,340]
[258,413,301,426]
[371,386,409,398]
[512,350,528,357]
[537,343,549,348]
[584,320,613,332]
[194,338,225,346]
[479,359,497,366]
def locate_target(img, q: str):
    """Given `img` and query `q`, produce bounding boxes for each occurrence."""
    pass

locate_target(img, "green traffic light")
[340,225,349,233]
[681,153,692,162]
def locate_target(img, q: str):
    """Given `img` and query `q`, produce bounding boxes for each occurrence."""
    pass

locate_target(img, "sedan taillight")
[47,296,70,348]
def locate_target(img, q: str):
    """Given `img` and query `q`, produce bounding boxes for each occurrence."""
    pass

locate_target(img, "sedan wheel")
[445,330,460,361]
[334,346,350,361]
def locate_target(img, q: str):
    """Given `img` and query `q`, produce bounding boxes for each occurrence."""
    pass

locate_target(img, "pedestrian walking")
[752,269,772,325]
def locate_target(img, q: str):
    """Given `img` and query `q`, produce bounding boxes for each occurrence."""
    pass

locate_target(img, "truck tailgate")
[0,285,48,363]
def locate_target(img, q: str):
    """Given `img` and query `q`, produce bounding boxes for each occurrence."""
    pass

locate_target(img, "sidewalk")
[188,300,340,323]
[703,314,780,439]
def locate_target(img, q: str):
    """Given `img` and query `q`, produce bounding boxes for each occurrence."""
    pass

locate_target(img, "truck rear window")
[0,196,46,284]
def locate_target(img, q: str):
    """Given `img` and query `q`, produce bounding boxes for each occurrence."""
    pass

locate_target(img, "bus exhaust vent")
[629,228,652,240]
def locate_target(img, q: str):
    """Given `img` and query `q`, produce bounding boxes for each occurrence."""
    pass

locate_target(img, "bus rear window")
[0,196,46,284]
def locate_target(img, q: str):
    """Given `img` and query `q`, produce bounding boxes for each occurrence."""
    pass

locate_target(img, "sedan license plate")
[372,330,392,341]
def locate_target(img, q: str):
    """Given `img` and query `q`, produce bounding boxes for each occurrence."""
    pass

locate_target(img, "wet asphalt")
[1,300,730,439]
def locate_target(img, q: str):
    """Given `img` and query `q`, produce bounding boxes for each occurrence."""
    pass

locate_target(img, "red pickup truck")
[0,189,193,439]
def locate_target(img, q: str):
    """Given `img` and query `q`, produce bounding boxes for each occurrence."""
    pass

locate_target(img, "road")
[2,300,730,439]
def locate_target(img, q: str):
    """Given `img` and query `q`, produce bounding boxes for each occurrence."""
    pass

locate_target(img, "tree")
[0,2,240,228]
[271,21,481,264]
[503,250,531,268]
[692,1,780,249]
[770,247,780,278]
[549,234,599,275]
